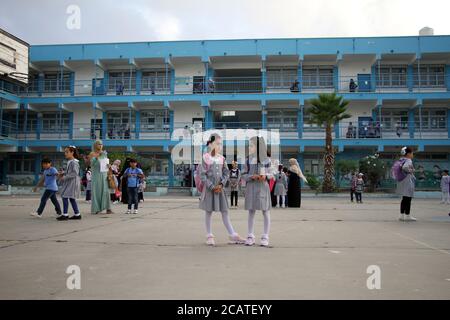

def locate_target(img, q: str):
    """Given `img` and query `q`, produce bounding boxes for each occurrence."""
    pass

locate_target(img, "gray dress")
[274,172,287,196]
[198,153,229,212]
[242,156,273,211]
[60,159,81,199]
[396,158,416,197]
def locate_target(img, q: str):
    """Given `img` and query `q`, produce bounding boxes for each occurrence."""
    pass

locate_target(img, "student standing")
[396,147,417,221]
[229,161,240,208]
[355,173,364,203]
[123,159,144,214]
[199,134,244,246]
[58,146,81,221]
[440,169,450,204]
[274,164,287,208]
[242,136,273,247]
[30,158,62,218]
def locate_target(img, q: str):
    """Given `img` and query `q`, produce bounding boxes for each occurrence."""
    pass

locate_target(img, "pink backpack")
[194,153,224,193]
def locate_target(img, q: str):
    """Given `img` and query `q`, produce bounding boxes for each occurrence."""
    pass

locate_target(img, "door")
[90,119,103,140]
[358,116,374,138]
[357,74,371,92]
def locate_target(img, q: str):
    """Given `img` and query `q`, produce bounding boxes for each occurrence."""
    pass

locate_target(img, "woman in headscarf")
[87,140,113,214]
[287,158,308,208]
[119,157,132,205]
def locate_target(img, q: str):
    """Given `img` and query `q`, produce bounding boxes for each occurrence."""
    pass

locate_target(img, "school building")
[1,33,450,189]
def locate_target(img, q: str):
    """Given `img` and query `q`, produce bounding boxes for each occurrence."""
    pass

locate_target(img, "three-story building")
[1,34,450,189]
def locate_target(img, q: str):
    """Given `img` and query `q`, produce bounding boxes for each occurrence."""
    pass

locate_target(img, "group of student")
[227,159,308,209]
[31,146,81,220]
[31,138,446,246]
[196,134,308,247]
[31,140,147,220]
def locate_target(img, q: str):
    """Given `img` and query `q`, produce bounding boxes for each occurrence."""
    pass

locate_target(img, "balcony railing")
[8,71,448,97]
[3,119,447,141]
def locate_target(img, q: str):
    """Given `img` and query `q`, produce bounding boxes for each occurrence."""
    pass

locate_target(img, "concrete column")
[408,108,415,139]
[135,70,142,95]
[297,103,304,139]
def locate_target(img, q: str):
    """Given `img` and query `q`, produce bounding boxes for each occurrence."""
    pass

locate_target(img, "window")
[8,154,35,174]
[141,70,171,92]
[302,66,334,88]
[267,68,297,88]
[267,109,297,131]
[108,71,136,91]
[140,110,169,131]
[380,110,408,131]
[41,113,70,133]
[3,111,37,132]
[415,109,447,131]
[43,73,71,92]
[106,112,135,129]
[376,65,407,87]
[413,65,445,87]
[303,109,325,131]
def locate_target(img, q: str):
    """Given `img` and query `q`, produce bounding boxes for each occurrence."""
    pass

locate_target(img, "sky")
[1,0,449,45]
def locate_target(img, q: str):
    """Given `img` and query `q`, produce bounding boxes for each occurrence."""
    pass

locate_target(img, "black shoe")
[57,215,69,221]
[69,215,82,220]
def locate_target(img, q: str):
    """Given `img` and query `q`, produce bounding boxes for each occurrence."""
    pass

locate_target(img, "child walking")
[58,146,81,221]
[440,170,450,204]
[355,173,364,203]
[30,158,62,218]
[229,161,240,208]
[123,159,144,214]
[274,164,287,208]
[199,134,244,246]
[242,136,273,247]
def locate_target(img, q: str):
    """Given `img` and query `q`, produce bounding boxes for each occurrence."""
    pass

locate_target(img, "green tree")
[359,154,387,192]
[309,93,351,192]
[335,159,359,188]
[305,173,321,195]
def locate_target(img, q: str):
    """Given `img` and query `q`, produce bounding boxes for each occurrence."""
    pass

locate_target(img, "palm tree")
[309,93,351,193]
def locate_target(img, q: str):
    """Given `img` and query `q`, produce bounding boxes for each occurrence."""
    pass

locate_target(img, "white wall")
[173,62,204,94]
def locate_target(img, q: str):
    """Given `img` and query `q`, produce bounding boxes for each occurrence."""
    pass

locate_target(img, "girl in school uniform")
[274,164,288,208]
[58,146,81,221]
[242,136,273,247]
[199,134,245,246]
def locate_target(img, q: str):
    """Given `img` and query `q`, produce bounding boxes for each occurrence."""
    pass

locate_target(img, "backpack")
[194,153,221,193]
[391,158,408,182]
[81,171,88,188]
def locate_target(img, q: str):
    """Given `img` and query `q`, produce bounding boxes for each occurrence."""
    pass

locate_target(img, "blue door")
[357,74,371,92]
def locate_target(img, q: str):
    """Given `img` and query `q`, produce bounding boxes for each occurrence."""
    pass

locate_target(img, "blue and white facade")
[1,35,450,188]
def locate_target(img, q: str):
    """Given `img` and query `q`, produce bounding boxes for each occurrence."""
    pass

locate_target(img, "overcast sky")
[1,0,449,45]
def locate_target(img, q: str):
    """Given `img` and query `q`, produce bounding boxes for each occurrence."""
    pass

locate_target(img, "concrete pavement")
[0,195,449,299]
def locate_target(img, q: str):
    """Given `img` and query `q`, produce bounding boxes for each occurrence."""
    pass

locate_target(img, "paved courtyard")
[0,195,449,299]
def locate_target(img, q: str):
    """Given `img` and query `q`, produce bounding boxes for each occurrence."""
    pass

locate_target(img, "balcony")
[11,71,448,97]
[3,118,447,143]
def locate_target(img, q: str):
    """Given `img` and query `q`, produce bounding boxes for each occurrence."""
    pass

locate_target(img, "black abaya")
[287,170,301,208]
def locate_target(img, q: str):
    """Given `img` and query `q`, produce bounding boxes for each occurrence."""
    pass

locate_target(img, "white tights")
[205,211,236,236]
[248,210,270,238]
